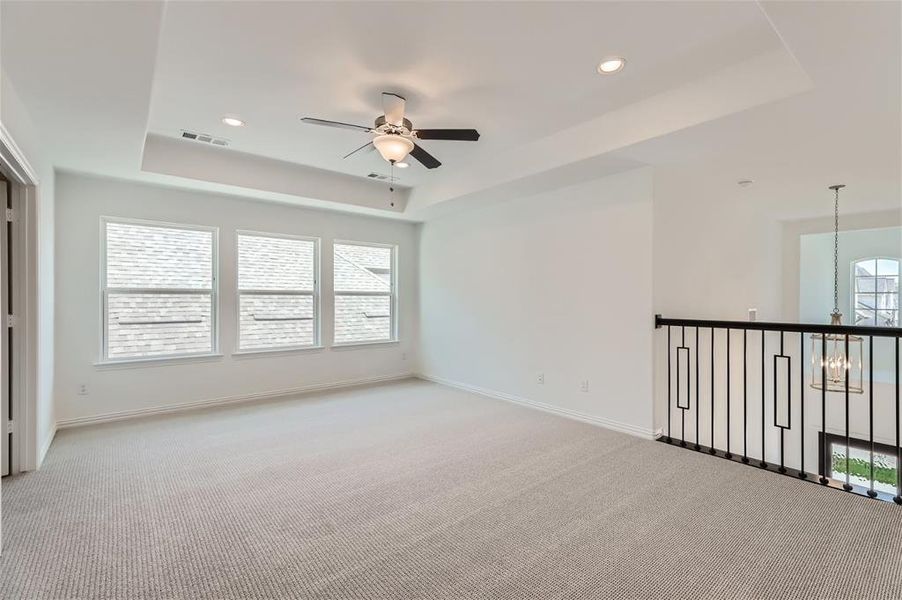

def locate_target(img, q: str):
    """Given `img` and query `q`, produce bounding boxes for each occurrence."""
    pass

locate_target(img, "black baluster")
[710,328,716,454]
[743,329,749,464]
[760,330,767,468]
[799,332,806,479]
[779,331,786,474]
[843,334,852,492]
[665,325,671,444]
[819,334,828,485]
[868,336,877,497]
[695,327,700,450]
[681,326,686,447]
[895,337,901,505]
[726,329,732,459]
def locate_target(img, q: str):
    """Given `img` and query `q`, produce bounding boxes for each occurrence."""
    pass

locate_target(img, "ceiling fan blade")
[300,117,372,132]
[342,141,375,159]
[409,143,442,169]
[414,129,480,141]
[382,92,406,126]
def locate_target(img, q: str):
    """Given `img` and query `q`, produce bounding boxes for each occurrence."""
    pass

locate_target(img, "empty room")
[1,1,900,598]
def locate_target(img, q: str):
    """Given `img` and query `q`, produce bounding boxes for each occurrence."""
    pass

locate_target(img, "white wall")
[796,223,901,473]
[652,170,784,321]
[54,172,418,424]
[1,70,56,468]
[653,172,902,475]
[799,226,901,326]
[652,169,785,463]
[418,168,656,437]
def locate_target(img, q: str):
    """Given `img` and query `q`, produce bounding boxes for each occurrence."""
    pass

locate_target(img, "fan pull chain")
[389,162,395,206]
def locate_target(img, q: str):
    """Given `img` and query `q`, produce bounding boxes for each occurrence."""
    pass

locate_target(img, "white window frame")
[851,256,900,328]
[99,216,220,364]
[332,240,398,347]
[235,230,321,353]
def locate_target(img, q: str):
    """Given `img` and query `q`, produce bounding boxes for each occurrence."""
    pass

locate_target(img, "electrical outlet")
[537,373,545,385]
[580,380,589,393]
[77,384,88,396]
[402,352,408,361]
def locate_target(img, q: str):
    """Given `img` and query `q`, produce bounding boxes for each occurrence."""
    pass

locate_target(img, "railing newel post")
[665,325,672,444]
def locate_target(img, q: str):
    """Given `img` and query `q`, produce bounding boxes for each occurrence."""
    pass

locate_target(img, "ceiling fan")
[301,92,480,170]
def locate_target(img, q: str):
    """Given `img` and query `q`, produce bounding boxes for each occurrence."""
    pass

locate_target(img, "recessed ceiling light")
[597,57,626,74]
[221,116,245,127]
[395,161,409,169]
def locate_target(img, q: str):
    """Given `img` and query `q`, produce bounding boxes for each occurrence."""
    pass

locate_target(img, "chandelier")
[810,184,863,393]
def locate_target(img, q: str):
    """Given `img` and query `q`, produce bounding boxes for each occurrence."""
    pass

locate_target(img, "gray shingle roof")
[239,295,315,350]
[106,222,212,289]
[334,295,391,344]
[105,222,214,358]
[334,243,392,293]
[238,234,315,291]
[333,244,393,344]
[104,225,396,358]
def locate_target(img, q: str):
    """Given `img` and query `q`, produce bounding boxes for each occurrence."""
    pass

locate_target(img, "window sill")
[94,353,224,369]
[331,340,399,350]
[232,346,325,359]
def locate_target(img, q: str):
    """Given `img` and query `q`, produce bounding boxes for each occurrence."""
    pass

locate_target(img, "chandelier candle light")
[810,184,864,393]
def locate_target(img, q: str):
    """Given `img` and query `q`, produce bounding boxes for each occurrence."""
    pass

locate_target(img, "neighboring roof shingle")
[104,225,396,357]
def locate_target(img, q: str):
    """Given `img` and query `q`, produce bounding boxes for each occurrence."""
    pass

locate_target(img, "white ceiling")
[147,1,778,186]
[0,1,898,221]
[612,0,902,220]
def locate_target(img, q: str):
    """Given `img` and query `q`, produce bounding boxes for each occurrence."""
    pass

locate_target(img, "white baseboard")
[37,424,57,468]
[56,373,415,429]
[417,373,658,440]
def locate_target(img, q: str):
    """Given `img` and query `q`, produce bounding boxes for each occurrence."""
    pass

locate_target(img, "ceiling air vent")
[180,130,229,147]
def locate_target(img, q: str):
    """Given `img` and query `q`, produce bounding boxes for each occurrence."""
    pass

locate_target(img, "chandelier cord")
[833,186,839,315]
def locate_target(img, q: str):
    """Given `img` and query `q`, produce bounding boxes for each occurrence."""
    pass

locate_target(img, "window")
[819,432,899,495]
[237,232,319,351]
[852,258,899,327]
[102,218,217,361]
[333,242,396,345]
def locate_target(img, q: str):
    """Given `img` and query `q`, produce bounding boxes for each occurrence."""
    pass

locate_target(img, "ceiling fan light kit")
[373,134,414,163]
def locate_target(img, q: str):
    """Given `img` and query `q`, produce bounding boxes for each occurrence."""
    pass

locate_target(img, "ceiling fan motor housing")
[374,115,413,133]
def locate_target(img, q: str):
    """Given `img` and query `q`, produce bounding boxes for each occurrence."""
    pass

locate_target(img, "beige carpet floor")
[1,378,901,599]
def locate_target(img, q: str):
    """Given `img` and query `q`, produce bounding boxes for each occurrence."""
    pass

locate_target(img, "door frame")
[0,123,39,473]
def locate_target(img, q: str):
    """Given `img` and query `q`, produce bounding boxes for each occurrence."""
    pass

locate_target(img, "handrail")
[655,313,902,505]
[655,314,902,337]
